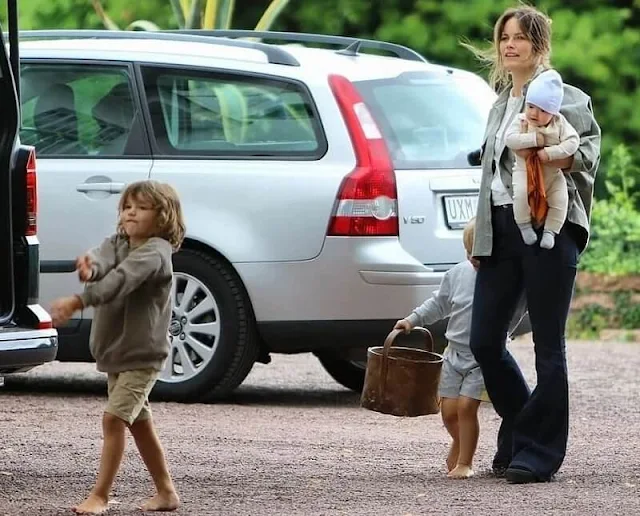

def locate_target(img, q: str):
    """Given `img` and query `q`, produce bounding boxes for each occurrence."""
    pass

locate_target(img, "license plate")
[443,195,478,229]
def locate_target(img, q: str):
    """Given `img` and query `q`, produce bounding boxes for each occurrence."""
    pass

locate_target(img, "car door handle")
[76,182,125,194]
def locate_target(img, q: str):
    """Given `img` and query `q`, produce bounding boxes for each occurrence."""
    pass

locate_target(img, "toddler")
[394,218,525,479]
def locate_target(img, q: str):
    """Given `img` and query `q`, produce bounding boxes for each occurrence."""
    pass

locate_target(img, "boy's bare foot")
[141,492,180,512]
[447,464,475,479]
[446,442,459,472]
[72,494,109,514]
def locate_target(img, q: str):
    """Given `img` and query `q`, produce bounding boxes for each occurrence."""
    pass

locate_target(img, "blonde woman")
[466,6,601,483]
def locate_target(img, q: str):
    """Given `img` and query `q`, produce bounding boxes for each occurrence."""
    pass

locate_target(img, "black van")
[0,2,57,376]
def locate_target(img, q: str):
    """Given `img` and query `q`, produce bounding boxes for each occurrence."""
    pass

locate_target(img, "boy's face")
[120,194,157,242]
[525,103,554,127]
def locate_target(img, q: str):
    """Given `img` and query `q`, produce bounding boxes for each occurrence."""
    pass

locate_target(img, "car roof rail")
[163,30,428,63]
[16,29,300,67]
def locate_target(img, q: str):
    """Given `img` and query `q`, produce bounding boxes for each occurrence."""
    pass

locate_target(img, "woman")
[467,6,601,483]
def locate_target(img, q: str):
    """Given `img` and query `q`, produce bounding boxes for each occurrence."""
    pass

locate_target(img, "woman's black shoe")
[505,466,548,484]
[491,465,508,478]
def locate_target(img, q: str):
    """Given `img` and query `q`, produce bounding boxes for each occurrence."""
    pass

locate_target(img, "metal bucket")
[360,327,443,417]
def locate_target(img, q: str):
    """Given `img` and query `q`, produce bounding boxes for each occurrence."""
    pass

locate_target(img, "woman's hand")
[76,254,93,282]
[50,295,84,327]
[394,319,413,334]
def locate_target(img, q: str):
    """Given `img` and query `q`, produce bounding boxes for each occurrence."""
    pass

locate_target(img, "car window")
[140,66,326,159]
[355,70,497,169]
[20,64,139,157]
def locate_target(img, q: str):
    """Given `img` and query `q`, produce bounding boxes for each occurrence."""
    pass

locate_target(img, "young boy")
[50,180,186,514]
[394,218,525,479]
[506,69,580,249]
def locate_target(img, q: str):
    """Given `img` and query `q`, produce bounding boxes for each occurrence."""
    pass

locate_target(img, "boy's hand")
[76,254,93,282]
[50,296,83,327]
[536,132,545,147]
[394,319,413,334]
[537,148,550,162]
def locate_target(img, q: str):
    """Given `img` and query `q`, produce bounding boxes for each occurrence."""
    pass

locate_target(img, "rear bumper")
[0,327,58,373]
[236,236,448,351]
[0,304,58,373]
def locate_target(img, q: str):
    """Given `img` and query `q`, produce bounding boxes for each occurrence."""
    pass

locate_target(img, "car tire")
[152,248,258,402]
[316,353,366,393]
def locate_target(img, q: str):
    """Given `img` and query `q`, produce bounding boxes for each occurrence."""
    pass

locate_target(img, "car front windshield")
[355,69,496,169]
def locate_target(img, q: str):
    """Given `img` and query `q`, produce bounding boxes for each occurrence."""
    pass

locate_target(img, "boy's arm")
[79,239,168,308]
[405,272,452,327]
[505,115,539,150]
[86,235,119,281]
[544,118,581,161]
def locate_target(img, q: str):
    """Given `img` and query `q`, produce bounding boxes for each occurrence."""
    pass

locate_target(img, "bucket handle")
[379,326,435,397]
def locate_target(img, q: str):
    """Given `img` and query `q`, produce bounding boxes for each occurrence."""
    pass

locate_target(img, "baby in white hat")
[505,69,580,249]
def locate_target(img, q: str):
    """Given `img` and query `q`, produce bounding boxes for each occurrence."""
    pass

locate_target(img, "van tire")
[316,354,366,393]
[152,248,258,402]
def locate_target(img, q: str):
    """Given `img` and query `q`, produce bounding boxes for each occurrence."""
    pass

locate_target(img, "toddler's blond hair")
[462,217,476,256]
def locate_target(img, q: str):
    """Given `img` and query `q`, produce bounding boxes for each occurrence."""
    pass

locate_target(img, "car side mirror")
[467,148,481,167]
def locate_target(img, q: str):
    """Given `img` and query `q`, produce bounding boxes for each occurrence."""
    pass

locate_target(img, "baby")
[506,69,580,249]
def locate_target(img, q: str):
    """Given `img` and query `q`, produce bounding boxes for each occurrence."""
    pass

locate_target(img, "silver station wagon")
[19,29,501,401]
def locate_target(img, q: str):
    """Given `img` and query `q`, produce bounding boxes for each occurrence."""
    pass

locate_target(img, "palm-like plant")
[91,0,290,31]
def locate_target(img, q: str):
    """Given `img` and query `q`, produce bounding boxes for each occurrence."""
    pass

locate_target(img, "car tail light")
[25,149,37,236]
[28,305,53,330]
[327,74,398,237]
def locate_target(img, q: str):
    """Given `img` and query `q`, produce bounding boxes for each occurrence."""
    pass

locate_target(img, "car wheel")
[316,353,367,393]
[152,248,258,402]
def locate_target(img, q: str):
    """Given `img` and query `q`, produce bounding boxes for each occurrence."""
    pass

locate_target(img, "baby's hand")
[537,149,550,162]
[76,254,93,282]
[50,296,83,327]
[519,119,528,133]
[394,319,413,334]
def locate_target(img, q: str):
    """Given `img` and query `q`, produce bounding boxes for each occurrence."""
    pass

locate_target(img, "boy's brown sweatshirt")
[78,234,173,373]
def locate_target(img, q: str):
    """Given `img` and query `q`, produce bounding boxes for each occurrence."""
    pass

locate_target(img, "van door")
[19,61,152,331]
[0,24,20,323]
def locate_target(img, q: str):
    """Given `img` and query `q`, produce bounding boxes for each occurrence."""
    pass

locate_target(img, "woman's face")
[499,17,536,73]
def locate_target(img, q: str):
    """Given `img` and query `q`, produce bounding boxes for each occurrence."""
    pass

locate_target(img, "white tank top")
[491,93,522,206]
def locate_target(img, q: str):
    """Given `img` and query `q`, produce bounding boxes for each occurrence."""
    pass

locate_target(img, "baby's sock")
[518,222,538,245]
[540,230,556,249]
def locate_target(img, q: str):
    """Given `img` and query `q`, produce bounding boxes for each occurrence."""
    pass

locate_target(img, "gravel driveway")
[0,336,639,515]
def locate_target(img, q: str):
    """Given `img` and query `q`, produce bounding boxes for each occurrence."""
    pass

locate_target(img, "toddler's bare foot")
[446,442,459,472]
[72,493,109,514]
[141,491,180,512]
[447,464,475,479]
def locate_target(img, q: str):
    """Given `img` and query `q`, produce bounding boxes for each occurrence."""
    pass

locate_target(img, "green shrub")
[580,144,640,276]
[567,303,612,339]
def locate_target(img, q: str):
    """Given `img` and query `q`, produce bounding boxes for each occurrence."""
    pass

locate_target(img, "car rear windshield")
[354,70,496,169]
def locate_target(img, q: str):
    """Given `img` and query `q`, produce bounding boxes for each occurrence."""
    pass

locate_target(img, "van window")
[20,64,139,157]
[141,66,326,159]
[355,70,496,169]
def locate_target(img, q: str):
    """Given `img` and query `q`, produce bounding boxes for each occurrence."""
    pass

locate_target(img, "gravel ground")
[0,336,639,515]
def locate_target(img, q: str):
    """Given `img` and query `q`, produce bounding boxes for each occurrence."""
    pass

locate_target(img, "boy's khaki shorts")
[106,368,159,425]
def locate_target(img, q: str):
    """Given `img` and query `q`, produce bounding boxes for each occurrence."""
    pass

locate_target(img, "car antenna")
[336,40,362,57]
